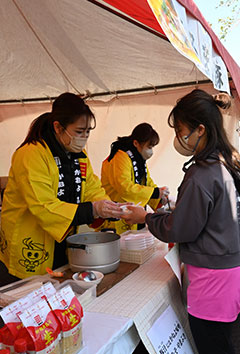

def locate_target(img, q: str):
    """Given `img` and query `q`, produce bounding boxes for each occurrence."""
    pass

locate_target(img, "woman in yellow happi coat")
[100,123,170,234]
[0,93,123,284]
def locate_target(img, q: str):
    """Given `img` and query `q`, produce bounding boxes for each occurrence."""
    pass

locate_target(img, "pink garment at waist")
[186,264,240,322]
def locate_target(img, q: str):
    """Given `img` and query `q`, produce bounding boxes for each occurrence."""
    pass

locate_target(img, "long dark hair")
[108,123,159,161]
[118,123,159,146]
[19,92,96,148]
[168,89,240,178]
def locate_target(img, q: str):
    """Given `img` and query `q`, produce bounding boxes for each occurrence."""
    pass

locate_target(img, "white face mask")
[141,148,153,160]
[173,130,201,156]
[173,136,193,156]
[64,130,87,153]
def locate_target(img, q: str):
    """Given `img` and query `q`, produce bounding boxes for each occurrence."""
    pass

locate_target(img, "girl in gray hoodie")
[123,89,240,354]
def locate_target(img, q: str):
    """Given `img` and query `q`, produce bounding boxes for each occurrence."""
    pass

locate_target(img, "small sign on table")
[147,305,194,354]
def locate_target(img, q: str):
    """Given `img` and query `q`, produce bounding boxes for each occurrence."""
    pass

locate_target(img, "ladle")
[78,271,97,282]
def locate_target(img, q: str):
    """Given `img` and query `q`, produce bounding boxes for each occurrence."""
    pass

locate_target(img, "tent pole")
[0,80,212,104]
[85,79,212,99]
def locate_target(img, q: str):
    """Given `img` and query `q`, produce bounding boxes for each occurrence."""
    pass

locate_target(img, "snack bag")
[0,296,32,353]
[19,299,61,353]
[0,282,56,353]
[48,285,83,354]
[28,282,56,305]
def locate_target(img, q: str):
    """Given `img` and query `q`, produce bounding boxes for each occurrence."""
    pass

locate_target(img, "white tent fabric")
[0,1,239,197]
[0,0,208,101]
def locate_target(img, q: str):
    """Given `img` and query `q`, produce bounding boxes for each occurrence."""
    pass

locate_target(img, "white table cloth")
[86,241,197,353]
[79,312,139,354]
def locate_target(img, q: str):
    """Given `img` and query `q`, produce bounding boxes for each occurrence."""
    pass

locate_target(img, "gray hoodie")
[146,155,240,269]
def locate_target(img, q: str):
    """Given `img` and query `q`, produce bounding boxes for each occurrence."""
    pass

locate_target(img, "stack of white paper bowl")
[123,233,154,250]
[144,234,155,247]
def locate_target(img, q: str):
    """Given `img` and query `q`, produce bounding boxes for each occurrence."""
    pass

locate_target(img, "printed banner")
[147,0,230,93]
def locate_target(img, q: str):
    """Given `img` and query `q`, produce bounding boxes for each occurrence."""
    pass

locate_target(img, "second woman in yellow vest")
[101,123,170,234]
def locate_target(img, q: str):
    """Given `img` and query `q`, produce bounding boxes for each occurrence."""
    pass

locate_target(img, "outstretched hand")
[122,205,148,225]
[92,200,124,219]
[159,186,170,205]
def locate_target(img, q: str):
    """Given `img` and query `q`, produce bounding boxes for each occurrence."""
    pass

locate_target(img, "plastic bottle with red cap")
[14,338,27,354]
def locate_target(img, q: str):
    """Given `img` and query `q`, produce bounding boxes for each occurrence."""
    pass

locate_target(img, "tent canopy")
[0,1,239,198]
[0,0,213,102]
[0,0,239,102]
[96,0,240,97]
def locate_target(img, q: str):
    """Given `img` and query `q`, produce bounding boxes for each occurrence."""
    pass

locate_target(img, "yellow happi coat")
[0,142,108,279]
[101,150,161,234]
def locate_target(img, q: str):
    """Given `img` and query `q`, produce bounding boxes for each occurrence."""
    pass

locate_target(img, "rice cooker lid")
[66,231,120,248]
